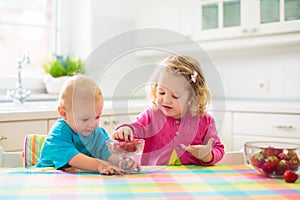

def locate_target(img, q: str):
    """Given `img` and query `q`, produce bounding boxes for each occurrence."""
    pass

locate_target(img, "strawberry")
[289,156,299,171]
[277,152,290,161]
[284,170,298,183]
[250,152,265,168]
[115,139,140,152]
[265,156,280,168]
[125,142,137,152]
[275,159,289,176]
[263,146,283,158]
[261,163,274,175]
[288,149,298,159]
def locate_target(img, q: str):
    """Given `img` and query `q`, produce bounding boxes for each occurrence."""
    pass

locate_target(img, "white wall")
[208,44,300,101]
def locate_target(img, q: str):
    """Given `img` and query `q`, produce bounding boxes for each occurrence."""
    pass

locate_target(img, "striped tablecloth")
[0,164,299,199]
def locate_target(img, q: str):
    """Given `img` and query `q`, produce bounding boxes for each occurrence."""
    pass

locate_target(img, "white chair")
[217,151,246,165]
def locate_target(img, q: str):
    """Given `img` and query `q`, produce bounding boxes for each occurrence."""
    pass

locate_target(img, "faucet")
[6,52,31,104]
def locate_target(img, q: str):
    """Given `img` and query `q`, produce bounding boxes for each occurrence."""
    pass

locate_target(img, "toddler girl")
[113,55,224,166]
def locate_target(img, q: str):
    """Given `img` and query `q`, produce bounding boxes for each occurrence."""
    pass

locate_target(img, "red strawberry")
[275,159,289,176]
[289,156,299,171]
[116,139,139,152]
[288,149,298,158]
[125,142,137,152]
[261,163,274,175]
[265,156,280,168]
[278,152,290,161]
[284,170,298,183]
[263,146,283,158]
[251,152,265,168]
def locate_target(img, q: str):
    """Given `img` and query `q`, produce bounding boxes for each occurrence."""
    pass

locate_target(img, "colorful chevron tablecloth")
[0,164,299,199]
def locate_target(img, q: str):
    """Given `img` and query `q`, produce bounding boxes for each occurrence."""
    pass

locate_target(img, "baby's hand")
[124,158,142,173]
[97,160,123,175]
[113,126,133,141]
[181,138,214,160]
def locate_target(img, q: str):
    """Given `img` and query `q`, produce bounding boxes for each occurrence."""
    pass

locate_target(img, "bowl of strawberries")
[244,141,300,179]
[106,138,145,172]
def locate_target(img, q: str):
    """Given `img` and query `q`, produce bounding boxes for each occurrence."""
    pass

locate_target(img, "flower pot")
[43,74,68,94]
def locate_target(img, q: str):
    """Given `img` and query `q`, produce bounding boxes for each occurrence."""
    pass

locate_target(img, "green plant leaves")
[42,54,84,77]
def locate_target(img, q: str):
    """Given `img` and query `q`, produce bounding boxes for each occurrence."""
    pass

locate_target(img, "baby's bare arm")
[68,153,123,175]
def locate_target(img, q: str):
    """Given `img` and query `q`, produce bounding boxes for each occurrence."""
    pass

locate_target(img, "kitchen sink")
[0,93,58,111]
[0,101,58,111]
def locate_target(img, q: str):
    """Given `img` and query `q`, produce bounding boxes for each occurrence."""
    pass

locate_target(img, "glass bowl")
[244,141,300,178]
[106,139,145,172]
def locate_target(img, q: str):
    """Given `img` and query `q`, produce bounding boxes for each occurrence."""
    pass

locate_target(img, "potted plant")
[42,54,84,94]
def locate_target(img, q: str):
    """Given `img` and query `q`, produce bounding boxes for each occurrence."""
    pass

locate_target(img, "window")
[201,0,241,30]
[260,0,280,23]
[284,0,300,21]
[223,0,240,27]
[260,0,300,23]
[0,0,57,77]
[202,3,218,30]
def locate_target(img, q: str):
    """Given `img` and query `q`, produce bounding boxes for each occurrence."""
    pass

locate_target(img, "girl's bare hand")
[112,126,133,141]
[181,138,214,160]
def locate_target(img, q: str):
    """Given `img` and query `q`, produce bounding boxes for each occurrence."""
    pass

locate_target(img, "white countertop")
[0,99,299,122]
[224,99,300,114]
[0,99,150,122]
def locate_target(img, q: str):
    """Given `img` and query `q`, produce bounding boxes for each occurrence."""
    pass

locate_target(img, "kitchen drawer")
[233,135,300,152]
[233,113,300,139]
[48,118,58,131]
[0,120,48,151]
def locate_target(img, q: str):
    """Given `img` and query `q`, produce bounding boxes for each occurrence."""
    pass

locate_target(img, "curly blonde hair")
[150,55,210,117]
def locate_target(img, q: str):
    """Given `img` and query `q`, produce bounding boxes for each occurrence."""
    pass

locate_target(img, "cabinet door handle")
[273,124,293,129]
[0,136,7,141]
[103,121,110,126]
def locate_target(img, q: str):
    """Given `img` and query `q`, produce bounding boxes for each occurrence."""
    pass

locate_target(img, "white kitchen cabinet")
[0,120,48,152]
[218,112,233,151]
[208,109,233,151]
[196,0,300,41]
[48,119,58,131]
[232,112,300,151]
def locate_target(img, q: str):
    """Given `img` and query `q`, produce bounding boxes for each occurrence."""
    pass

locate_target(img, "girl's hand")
[97,159,123,175]
[181,138,214,162]
[113,126,133,141]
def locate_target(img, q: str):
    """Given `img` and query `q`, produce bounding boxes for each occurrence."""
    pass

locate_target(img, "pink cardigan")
[120,108,224,166]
